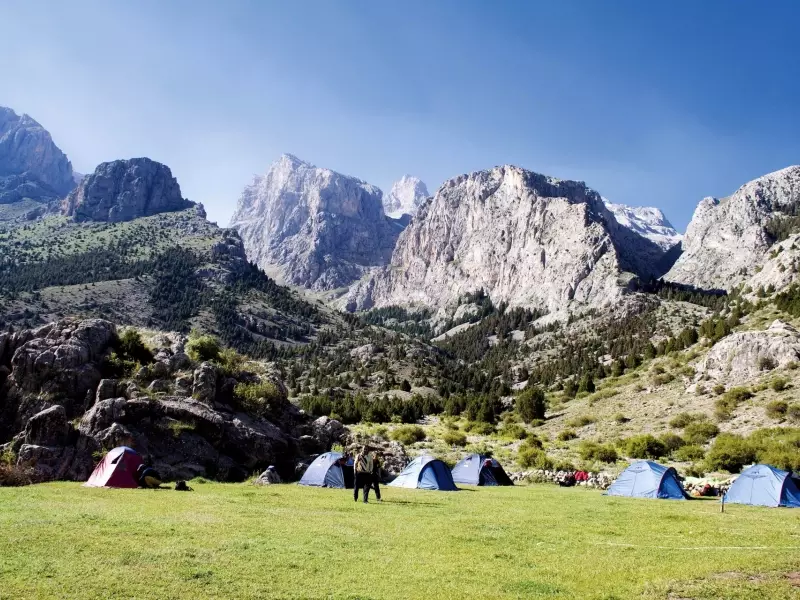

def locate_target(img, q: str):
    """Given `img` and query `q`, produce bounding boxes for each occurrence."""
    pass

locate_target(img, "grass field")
[0,482,799,599]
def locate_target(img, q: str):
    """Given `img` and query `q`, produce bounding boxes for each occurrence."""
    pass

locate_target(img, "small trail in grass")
[595,542,800,551]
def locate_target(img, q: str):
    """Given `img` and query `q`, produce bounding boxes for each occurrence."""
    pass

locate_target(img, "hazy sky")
[2,0,799,230]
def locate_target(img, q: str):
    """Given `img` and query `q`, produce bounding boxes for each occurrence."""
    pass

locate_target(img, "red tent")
[84,446,143,488]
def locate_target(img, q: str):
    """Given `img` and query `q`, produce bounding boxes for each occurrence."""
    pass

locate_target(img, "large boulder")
[24,405,70,446]
[311,416,347,450]
[696,320,800,387]
[192,362,218,405]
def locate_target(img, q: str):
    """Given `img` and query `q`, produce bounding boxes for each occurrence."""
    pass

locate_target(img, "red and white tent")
[84,446,143,488]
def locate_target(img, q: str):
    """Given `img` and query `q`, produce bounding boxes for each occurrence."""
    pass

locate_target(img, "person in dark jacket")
[353,447,373,503]
[370,450,383,502]
[136,463,162,488]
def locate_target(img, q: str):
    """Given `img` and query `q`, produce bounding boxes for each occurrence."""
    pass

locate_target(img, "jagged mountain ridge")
[346,165,668,314]
[229,154,402,291]
[603,200,681,251]
[383,175,429,218]
[666,166,800,291]
[0,107,75,220]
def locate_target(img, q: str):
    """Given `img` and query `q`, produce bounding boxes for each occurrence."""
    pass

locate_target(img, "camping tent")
[606,461,689,500]
[84,446,143,488]
[298,452,354,489]
[724,464,800,508]
[388,455,458,491]
[451,454,513,486]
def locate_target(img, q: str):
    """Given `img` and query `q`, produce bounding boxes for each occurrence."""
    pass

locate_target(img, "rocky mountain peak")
[61,158,194,223]
[603,200,681,251]
[229,155,401,291]
[0,106,75,207]
[666,166,800,291]
[383,175,430,218]
[346,164,667,313]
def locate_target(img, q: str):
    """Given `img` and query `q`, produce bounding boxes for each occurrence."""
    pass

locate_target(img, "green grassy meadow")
[0,482,798,599]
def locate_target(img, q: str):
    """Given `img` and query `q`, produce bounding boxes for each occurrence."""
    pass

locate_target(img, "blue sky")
[2,0,798,231]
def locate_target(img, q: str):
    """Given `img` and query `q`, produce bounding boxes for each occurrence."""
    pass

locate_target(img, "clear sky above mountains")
[2,0,799,230]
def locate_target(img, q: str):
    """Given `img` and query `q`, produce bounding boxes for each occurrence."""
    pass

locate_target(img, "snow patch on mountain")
[603,200,682,250]
[383,175,429,218]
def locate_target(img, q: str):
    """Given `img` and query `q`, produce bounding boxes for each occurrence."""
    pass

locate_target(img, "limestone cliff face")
[61,158,193,222]
[229,154,402,290]
[345,165,666,313]
[383,175,429,218]
[0,107,74,206]
[666,166,800,290]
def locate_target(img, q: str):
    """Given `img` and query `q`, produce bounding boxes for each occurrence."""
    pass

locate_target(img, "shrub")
[463,421,495,436]
[518,447,553,470]
[566,414,597,428]
[557,429,577,442]
[562,380,578,398]
[0,464,33,487]
[659,433,686,453]
[233,380,284,417]
[714,387,752,420]
[758,356,777,371]
[749,427,800,472]
[771,377,789,392]
[442,430,467,447]
[674,444,706,462]
[516,386,546,423]
[705,434,757,473]
[577,375,595,394]
[118,329,153,365]
[788,404,800,423]
[215,347,246,377]
[612,413,629,424]
[669,412,705,429]
[578,441,618,463]
[400,379,412,393]
[712,384,726,395]
[683,421,720,445]
[186,333,221,362]
[501,423,528,440]
[765,400,789,419]
[622,434,668,459]
[390,425,426,445]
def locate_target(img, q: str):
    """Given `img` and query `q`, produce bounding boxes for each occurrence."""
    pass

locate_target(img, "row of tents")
[299,451,800,508]
[84,447,800,508]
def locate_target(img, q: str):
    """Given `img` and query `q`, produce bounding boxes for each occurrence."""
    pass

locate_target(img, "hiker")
[136,463,162,488]
[354,447,373,503]
[370,450,383,502]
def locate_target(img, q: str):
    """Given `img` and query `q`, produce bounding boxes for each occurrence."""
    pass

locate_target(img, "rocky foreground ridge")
[346,165,669,313]
[0,318,348,483]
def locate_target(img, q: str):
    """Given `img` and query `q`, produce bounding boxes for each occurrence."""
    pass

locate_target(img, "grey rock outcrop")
[603,200,681,251]
[346,165,667,313]
[229,154,402,290]
[695,320,800,387]
[0,107,75,204]
[667,166,800,290]
[61,158,193,223]
[383,175,429,218]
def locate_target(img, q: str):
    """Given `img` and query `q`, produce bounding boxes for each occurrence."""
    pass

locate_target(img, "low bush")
[766,400,789,420]
[683,421,720,445]
[442,430,468,447]
[788,404,800,423]
[0,464,33,487]
[556,429,577,442]
[186,333,221,362]
[516,386,547,423]
[233,380,285,417]
[501,423,528,440]
[712,384,726,395]
[714,387,752,421]
[578,441,618,463]
[390,425,426,445]
[705,434,757,473]
[565,414,596,428]
[118,329,153,365]
[518,447,553,470]
[758,356,777,371]
[659,433,686,453]
[621,434,668,459]
[771,377,789,392]
[669,412,705,429]
[674,444,706,462]
[748,427,800,472]
[463,421,496,436]
[612,413,629,424]
[215,347,247,377]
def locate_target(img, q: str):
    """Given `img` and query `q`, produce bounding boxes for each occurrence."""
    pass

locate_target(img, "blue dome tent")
[724,464,800,508]
[606,461,689,500]
[451,454,513,486]
[388,455,458,491]
[298,452,354,489]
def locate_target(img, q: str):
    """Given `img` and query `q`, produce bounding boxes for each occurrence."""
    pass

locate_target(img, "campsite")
[1,480,798,599]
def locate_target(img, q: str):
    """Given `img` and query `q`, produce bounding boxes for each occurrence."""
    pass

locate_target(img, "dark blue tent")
[298,452,354,489]
[451,454,513,486]
[724,464,800,508]
[388,455,458,491]
[606,461,689,500]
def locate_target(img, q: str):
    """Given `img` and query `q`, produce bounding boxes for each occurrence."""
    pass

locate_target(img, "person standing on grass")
[370,450,383,502]
[354,446,373,503]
